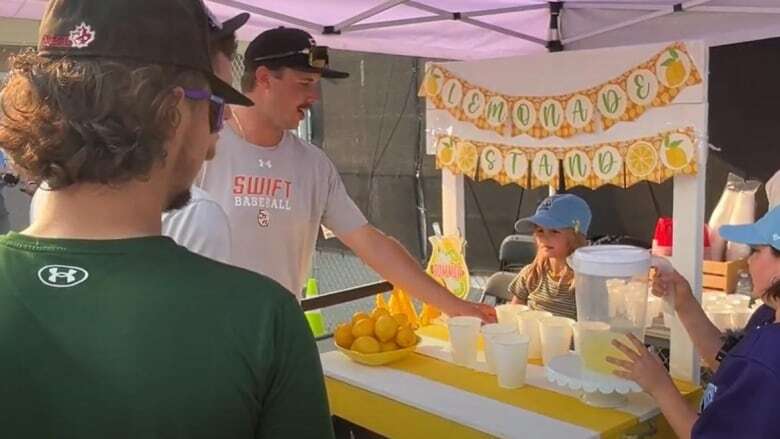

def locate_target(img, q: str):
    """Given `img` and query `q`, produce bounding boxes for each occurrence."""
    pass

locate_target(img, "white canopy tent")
[2,1,780,59]
[2,0,779,385]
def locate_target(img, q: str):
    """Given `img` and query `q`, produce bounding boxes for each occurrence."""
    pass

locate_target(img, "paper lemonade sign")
[435,127,697,189]
[420,42,702,139]
[425,234,470,299]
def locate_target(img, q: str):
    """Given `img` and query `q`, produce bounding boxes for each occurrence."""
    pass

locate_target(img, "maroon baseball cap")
[38,0,253,106]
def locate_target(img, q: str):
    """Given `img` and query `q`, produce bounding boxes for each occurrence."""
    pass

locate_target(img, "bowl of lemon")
[334,307,420,366]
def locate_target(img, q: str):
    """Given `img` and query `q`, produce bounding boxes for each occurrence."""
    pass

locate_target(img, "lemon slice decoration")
[626,141,658,178]
[437,136,456,167]
[455,141,478,175]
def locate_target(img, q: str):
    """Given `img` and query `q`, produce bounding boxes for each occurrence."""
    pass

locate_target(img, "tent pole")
[562,0,714,46]
[333,0,409,33]
[209,0,324,32]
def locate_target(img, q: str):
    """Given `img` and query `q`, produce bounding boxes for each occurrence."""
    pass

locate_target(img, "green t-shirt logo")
[38,265,89,288]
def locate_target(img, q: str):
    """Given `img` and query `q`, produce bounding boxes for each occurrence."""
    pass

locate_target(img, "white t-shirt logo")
[38,265,89,288]
[258,159,272,168]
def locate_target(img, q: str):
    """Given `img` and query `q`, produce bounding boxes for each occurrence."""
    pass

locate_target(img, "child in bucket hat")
[509,194,592,320]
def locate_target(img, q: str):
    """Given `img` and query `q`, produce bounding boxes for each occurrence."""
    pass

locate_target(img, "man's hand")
[448,299,497,323]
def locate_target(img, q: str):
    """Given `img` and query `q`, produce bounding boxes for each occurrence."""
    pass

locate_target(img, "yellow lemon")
[351,311,371,325]
[352,318,375,338]
[392,313,409,328]
[374,315,399,342]
[370,307,391,321]
[380,341,399,352]
[626,141,658,177]
[351,336,381,354]
[665,60,686,88]
[334,323,354,349]
[396,327,417,348]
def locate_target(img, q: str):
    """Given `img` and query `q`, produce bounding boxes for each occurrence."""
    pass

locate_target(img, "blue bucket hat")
[719,206,780,251]
[514,194,592,236]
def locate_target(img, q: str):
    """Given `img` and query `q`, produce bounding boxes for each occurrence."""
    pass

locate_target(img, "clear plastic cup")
[732,309,752,330]
[481,323,518,374]
[492,333,530,389]
[495,304,529,329]
[516,310,553,360]
[538,316,574,365]
[706,306,734,332]
[447,316,482,367]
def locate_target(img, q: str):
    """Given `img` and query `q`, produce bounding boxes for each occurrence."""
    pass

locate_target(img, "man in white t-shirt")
[30,12,249,264]
[199,27,495,322]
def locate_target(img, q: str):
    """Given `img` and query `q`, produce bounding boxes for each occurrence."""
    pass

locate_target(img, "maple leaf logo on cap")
[68,22,95,48]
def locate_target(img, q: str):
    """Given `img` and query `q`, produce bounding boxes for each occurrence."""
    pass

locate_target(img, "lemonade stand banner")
[435,127,697,189]
[420,42,702,140]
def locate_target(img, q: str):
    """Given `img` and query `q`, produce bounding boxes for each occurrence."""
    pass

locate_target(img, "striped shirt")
[508,265,577,320]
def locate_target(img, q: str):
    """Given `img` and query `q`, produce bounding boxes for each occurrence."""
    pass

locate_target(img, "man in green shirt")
[0,1,334,438]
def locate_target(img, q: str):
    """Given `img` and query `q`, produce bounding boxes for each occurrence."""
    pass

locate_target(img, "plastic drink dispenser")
[570,246,651,375]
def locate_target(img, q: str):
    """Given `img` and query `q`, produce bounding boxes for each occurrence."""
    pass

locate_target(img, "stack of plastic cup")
[516,310,553,360]
[538,316,574,365]
[491,333,531,389]
[495,304,529,330]
[481,323,519,374]
[447,316,482,367]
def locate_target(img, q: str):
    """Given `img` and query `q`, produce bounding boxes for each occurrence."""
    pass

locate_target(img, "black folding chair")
[499,234,536,272]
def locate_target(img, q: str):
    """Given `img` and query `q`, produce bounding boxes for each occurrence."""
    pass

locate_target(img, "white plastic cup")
[447,316,482,367]
[516,310,553,360]
[732,309,752,330]
[726,295,751,311]
[706,307,734,332]
[481,323,518,374]
[538,316,574,365]
[491,333,530,389]
[702,292,727,308]
[495,304,529,329]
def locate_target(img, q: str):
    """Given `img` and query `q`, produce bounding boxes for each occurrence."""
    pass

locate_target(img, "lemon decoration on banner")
[593,145,624,183]
[441,78,463,109]
[565,94,594,129]
[485,95,509,128]
[423,66,445,97]
[661,132,694,170]
[540,99,565,133]
[462,88,486,120]
[627,69,659,107]
[479,145,503,180]
[512,99,536,133]
[436,136,456,170]
[656,47,691,88]
[455,140,479,177]
[626,141,658,178]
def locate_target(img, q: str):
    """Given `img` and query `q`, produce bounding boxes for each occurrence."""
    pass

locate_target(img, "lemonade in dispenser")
[569,245,651,375]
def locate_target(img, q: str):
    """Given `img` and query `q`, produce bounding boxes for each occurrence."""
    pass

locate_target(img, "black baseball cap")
[37,0,253,107]
[207,12,250,42]
[245,27,349,79]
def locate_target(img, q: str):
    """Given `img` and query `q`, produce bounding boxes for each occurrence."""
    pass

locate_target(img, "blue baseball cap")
[515,194,592,235]
[719,206,780,251]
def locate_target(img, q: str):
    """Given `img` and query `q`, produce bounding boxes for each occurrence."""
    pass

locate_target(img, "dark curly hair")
[0,49,206,189]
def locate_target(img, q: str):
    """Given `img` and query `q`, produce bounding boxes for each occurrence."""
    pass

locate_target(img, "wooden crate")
[703,259,747,293]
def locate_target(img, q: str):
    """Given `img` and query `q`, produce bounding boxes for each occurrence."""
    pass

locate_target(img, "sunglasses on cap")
[253,46,330,69]
[184,89,226,134]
